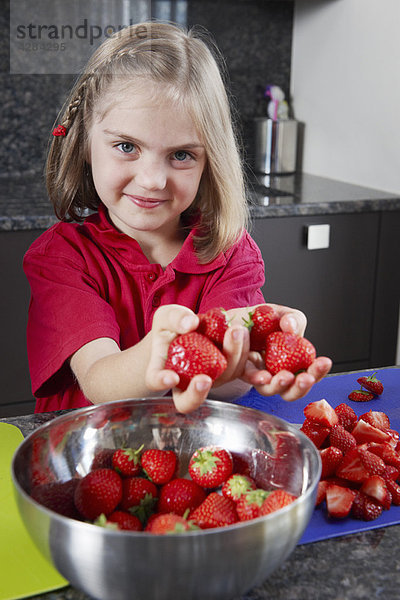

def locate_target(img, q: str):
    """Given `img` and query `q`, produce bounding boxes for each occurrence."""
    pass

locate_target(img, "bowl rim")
[11,397,322,537]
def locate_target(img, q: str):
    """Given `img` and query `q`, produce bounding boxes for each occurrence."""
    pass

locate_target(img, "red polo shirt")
[23,204,265,412]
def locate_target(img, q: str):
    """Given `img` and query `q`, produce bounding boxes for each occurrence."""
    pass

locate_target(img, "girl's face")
[88,85,206,245]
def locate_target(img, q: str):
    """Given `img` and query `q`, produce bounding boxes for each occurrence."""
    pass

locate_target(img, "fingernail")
[196,380,210,392]
[181,315,194,332]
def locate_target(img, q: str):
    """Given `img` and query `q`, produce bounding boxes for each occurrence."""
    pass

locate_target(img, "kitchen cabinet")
[0,229,45,417]
[251,211,400,372]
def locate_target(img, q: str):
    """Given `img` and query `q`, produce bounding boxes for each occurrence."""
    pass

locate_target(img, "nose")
[133,154,167,191]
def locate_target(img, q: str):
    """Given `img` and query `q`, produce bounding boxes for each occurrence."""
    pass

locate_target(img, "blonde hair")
[46,21,249,263]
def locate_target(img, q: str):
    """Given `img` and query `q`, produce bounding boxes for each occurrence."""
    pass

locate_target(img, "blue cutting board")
[235,367,400,544]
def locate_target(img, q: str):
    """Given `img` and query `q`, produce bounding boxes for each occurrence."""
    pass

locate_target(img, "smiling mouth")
[126,194,167,208]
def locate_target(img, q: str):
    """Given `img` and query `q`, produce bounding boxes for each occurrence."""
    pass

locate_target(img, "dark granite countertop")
[1,172,399,231]
[3,390,400,600]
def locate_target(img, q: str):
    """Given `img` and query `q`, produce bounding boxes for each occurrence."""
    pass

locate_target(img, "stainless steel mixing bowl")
[12,398,321,600]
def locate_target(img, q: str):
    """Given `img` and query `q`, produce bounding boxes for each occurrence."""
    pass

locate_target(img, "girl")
[24,21,331,414]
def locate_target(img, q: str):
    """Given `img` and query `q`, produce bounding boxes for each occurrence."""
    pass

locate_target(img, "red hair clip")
[52,125,67,137]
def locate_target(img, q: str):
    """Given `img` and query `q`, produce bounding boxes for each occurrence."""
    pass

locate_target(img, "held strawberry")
[165,331,227,391]
[141,449,177,485]
[357,372,384,396]
[188,446,233,489]
[243,304,280,352]
[197,307,230,349]
[264,331,316,375]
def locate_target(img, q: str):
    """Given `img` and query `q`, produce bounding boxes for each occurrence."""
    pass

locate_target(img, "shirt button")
[146,272,158,282]
[152,294,161,307]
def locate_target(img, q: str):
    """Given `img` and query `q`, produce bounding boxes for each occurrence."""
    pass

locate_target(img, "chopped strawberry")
[385,479,400,505]
[300,418,330,448]
[320,446,343,478]
[334,403,357,432]
[358,447,386,476]
[259,489,297,516]
[360,476,392,510]
[348,389,375,402]
[359,410,390,431]
[382,465,400,482]
[316,480,329,506]
[352,491,383,521]
[304,399,339,428]
[357,372,384,396]
[329,424,357,454]
[367,442,400,469]
[190,492,238,528]
[336,447,370,482]
[325,484,356,518]
[386,429,400,449]
[351,419,391,444]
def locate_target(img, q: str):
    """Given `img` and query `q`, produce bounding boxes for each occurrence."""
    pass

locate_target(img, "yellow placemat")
[0,423,67,600]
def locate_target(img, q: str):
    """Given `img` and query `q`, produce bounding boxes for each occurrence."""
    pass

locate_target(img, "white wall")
[291,0,400,194]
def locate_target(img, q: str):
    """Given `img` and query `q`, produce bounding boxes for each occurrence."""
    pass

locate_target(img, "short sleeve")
[198,231,265,312]
[23,229,120,397]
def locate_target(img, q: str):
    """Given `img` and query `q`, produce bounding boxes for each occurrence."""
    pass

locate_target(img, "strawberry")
[141,449,177,485]
[329,424,357,454]
[222,474,257,502]
[352,490,383,521]
[120,476,158,522]
[158,478,206,515]
[336,447,370,482]
[359,410,390,431]
[105,510,143,531]
[145,512,198,534]
[91,448,115,470]
[243,304,280,352]
[259,489,297,516]
[367,442,400,469]
[320,446,343,478]
[334,403,358,432]
[304,399,339,428]
[188,446,233,489]
[190,492,238,528]
[112,446,143,477]
[325,484,356,518]
[316,480,329,506]
[74,469,123,520]
[357,372,384,396]
[348,389,375,402]
[165,331,227,390]
[236,489,269,521]
[264,331,316,375]
[357,447,386,476]
[385,479,400,505]
[360,476,392,510]
[300,418,330,449]
[31,479,80,519]
[351,419,391,444]
[197,307,230,349]
[382,465,400,482]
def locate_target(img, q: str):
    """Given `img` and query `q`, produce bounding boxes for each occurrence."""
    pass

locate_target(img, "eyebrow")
[103,129,205,151]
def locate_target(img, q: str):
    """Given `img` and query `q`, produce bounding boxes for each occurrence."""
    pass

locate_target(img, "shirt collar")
[84,203,226,274]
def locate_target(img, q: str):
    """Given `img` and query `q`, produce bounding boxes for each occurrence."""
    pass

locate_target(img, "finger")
[152,304,199,335]
[214,325,249,385]
[307,356,333,382]
[172,376,212,413]
[278,372,316,402]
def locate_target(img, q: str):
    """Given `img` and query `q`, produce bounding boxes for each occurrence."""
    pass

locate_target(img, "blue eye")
[117,142,136,154]
[174,150,189,161]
